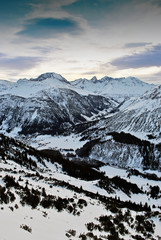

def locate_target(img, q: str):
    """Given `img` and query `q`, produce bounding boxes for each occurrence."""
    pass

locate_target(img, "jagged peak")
[100,76,113,82]
[90,76,98,83]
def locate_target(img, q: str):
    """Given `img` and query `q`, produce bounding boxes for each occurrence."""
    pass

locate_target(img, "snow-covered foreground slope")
[0,134,161,240]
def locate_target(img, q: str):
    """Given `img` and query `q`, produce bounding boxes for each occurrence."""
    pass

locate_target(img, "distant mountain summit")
[1,72,71,98]
[71,76,155,101]
[30,72,67,82]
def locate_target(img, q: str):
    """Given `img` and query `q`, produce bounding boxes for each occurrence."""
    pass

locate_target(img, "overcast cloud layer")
[0,0,161,83]
[111,45,161,68]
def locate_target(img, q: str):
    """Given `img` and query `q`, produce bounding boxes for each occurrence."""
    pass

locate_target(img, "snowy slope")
[0,88,117,135]
[0,79,14,92]
[100,85,161,139]
[0,134,161,240]
[65,86,161,170]
[76,85,161,143]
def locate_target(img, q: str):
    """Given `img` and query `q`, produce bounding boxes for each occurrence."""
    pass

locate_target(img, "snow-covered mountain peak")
[90,76,98,83]
[122,76,151,86]
[30,72,68,83]
[99,76,113,82]
[0,72,71,98]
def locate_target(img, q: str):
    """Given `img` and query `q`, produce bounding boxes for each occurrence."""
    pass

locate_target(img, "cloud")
[0,56,42,70]
[17,17,81,38]
[31,46,62,54]
[124,42,152,48]
[0,0,79,29]
[111,45,161,69]
[0,53,6,57]
[82,70,99,75]
[31,46,51,54]
[151,0,161,7]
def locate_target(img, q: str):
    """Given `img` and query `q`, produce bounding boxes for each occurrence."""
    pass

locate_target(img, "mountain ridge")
[0,72,155,100]
[71,75,155,100]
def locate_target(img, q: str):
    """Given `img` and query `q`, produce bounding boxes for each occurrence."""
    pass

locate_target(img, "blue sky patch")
[0,0,32,23]
[17,18,81,38]
[63,0,132,24]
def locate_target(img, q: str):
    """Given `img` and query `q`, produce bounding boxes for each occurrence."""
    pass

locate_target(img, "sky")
[0,0,161,84]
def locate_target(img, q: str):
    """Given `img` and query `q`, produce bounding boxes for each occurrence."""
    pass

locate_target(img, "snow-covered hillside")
[94,84,161,141]
[61,85,160,171]
[0,89,116,135]
[0,79,14,92]
[0,134,161,240]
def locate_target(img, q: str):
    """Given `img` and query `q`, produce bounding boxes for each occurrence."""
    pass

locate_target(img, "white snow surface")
[31,134,87,151]
[1,157,161,240]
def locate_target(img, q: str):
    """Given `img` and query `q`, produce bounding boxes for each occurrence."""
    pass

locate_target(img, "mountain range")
[0,72,161,239]
[0,72,156,136]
